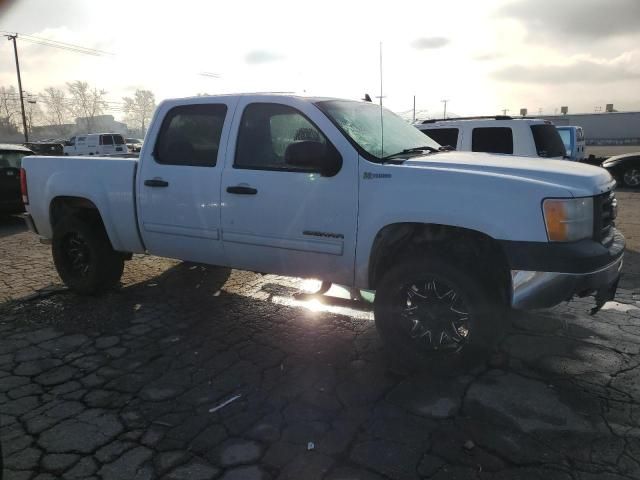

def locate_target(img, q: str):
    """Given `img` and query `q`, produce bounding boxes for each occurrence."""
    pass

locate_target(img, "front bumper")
[505,228,625,310]
[511,254,623,309]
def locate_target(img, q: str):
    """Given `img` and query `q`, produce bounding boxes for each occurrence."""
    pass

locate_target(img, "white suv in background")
[416,116,567,160]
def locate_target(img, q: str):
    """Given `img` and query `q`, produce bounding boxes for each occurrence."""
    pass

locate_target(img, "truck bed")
[22,155,144,253]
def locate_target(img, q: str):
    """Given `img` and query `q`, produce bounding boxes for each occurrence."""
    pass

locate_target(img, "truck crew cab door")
[137,98,237,264]
[220,97,359,286]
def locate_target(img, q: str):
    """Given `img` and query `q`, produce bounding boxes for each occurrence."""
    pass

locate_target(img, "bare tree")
[24,99,43,136]
[42,87,72,136]
[122,89,156,137]
[0,86,20,130]
[66,80,107,133]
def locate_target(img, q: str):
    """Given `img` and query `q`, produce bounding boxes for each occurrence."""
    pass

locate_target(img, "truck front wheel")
[374,255,505,365]
[52,216,124,295]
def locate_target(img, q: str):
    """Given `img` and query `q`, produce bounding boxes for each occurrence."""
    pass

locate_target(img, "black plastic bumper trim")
[499,229,625,274]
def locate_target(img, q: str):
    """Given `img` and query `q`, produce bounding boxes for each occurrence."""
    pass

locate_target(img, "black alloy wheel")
[623,167,640,188]
[399,278,471,352]
[60,232,92,277]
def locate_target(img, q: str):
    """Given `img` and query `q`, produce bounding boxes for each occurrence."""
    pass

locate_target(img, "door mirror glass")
[284,140,342,177]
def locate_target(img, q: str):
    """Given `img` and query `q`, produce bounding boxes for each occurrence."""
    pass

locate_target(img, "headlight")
[543,197,593,242]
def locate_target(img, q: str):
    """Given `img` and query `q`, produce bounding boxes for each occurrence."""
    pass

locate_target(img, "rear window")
[531,125,566,158]
[421,128,458,149]
[472,127,513,154]
[0,151,31,169]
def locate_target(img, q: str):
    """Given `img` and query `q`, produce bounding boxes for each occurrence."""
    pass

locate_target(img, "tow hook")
[590,278,619,315]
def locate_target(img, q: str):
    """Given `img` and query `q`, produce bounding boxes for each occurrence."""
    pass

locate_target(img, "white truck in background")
[21,94,624,364]
[556,125,586,161]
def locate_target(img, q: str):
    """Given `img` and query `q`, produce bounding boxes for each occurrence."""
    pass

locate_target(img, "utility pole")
[502,108,509,116]
[6,34,29,142]
[441,99,449,119]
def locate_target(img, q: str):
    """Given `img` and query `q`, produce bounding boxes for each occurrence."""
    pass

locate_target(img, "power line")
[3,93,125,106]
[199,72,221,78]
[17,37,103,57]
[18,32,113,55]
[0,31,113,57]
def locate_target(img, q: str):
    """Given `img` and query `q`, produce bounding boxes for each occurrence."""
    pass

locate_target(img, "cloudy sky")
[0,0,639,120]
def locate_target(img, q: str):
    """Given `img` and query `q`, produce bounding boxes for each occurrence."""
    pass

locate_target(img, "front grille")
[593,190,617,245]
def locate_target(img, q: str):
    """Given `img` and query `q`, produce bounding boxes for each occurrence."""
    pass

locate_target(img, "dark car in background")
[0,144,33,215]
[23,141,64,156]
[602,152,640,188]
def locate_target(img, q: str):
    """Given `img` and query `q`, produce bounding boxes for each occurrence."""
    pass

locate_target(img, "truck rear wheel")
[52,216,124,295]
[374,255,506,366]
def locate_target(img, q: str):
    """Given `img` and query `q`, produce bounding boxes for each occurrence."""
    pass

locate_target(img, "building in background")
[74,115,127,137]
[541,111,640,147]
[31,114,127,141]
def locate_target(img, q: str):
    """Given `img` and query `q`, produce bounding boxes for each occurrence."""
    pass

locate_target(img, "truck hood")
[402,151,614,196]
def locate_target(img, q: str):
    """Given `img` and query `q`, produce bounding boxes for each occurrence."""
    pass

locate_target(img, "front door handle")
[144,179,169,187]
[226,186,257,195]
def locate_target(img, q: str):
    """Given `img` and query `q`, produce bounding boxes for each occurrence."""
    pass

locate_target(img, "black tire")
[374,255,506,366]
[52,215,124,295]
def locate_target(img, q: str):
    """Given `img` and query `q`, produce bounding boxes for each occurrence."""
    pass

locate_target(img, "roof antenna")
[362,93,372,102]
[378,41,384,157]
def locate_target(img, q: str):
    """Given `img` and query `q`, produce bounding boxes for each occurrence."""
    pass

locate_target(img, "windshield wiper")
[382,146,439,162]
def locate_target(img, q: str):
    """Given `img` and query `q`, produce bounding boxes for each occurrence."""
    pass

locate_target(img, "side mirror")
[284,141,342,177]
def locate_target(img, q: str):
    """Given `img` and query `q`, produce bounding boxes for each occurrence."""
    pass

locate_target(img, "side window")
[113,135,125,145]
[235,103,329,171]
[154,104,227,167]
[472,127,513,154]
[101,135,114,145]
[422,128,458,148]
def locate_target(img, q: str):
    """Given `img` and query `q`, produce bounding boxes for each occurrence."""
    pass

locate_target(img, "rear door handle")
[226,186,257,195]
[144,179,169,187]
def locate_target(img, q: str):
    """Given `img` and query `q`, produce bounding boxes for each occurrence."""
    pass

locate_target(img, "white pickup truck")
[21,94,624,363]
